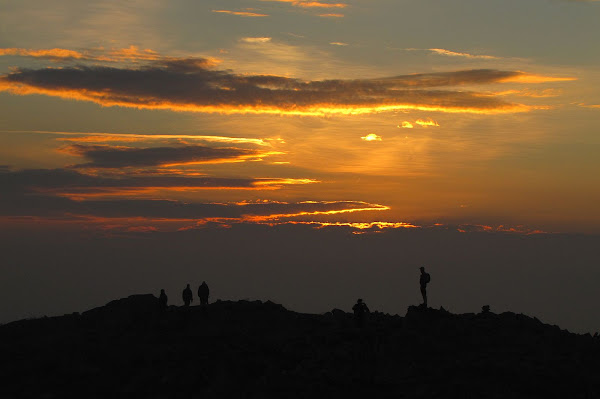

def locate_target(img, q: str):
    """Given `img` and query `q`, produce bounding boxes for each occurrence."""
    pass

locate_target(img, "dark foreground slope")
[2,296,600,398]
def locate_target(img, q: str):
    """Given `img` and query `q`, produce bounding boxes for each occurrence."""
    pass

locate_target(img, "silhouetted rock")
[2,296,600,398]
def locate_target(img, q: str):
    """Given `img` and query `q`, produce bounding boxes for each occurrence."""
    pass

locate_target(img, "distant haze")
[1,224,597,334]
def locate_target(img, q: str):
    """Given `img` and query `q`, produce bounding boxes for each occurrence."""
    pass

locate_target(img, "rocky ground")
[2,295,600,398]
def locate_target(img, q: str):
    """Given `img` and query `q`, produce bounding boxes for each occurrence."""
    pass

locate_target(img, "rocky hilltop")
[2,295,599,398]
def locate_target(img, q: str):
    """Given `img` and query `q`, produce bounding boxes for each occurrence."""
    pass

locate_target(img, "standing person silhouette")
[159,289,168,310]
[198,281,210,306]
[419,267,431,308]
[182,284,193,307]
[352,298,370,328]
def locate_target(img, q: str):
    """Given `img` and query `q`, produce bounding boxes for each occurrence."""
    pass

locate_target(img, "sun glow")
[361,133,382,141]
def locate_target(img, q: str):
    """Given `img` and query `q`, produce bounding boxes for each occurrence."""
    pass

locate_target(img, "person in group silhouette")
[419,266,431,308]
[159,289,168,310]
[182,284,193,307]
[352,298,370,327]
[198,281,210,306]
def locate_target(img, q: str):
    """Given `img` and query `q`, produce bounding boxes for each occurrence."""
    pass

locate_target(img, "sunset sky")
[1,0,599,331]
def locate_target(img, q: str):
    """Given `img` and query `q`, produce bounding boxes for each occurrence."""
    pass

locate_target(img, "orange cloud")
[106,45,160,61]
[260,0,347,8]
[0,46,222,66]
[493,89,563,98]
[282,221,420,230]
[242,201,390,222]
[252,178,319,186]
[400,121,414,128]
[50,132,271,146]
[0,47,85,60]
[576,103,600,109]
[500,73,576,83]
[414,119,440,127]
[212,10,269,17]
[319,13,344,17]
[240,37,272,43]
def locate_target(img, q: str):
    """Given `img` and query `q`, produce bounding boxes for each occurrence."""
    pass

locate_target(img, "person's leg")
[420,286,427,307]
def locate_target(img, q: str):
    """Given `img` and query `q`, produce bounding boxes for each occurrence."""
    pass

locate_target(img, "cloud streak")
[0,168,377,226]
[429,48,499,60]
[0,54,571,115]
[212,10,269,17]
[63,144,272,168]
[260,0,347,8]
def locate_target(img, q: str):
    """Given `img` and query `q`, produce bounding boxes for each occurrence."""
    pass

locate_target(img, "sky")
[0,0,599,332]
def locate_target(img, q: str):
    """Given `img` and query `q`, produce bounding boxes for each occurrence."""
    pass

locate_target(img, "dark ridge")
[2,295,600,398]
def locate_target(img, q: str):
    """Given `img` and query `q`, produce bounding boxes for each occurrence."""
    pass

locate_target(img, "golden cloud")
[260,0,347,8]
[0,48,85,60]
[415,119,440,127]
[240,37,273,43]
[212,10,269,17]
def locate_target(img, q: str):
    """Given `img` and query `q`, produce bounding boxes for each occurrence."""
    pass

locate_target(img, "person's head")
[357,298,363,303]
[186,283,190,288]
[160,289,165,294]
[420,266,425,273]
[202,281,206,284]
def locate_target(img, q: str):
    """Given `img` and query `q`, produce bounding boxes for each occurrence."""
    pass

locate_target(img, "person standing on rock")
[182,284,193,307]
[352,298,370,327]
[198,281,210,306]
[159,289,168,310]
[419,267,431,308]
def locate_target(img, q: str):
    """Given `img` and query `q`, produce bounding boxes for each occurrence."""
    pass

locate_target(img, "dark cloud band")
[0,58,544,114]
[64,144,263,168]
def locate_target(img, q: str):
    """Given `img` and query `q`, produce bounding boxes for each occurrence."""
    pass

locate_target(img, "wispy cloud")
[329,42,348,46]
[0,168,378,228]
[400,121,414,129]
[0,168,317,200]
[428,48,499,60]
[0,53,574,116]
[0,130,273,146]
[0,45,219,65]
[212,10,269,17]
[240,37,272,43]
[415,119,440,127]
[59,133,272,146]
[493,89,562,98]
[576,103,600,109]
[260,0,347,8]
[0,48,86,61]
[319,13,344,17]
